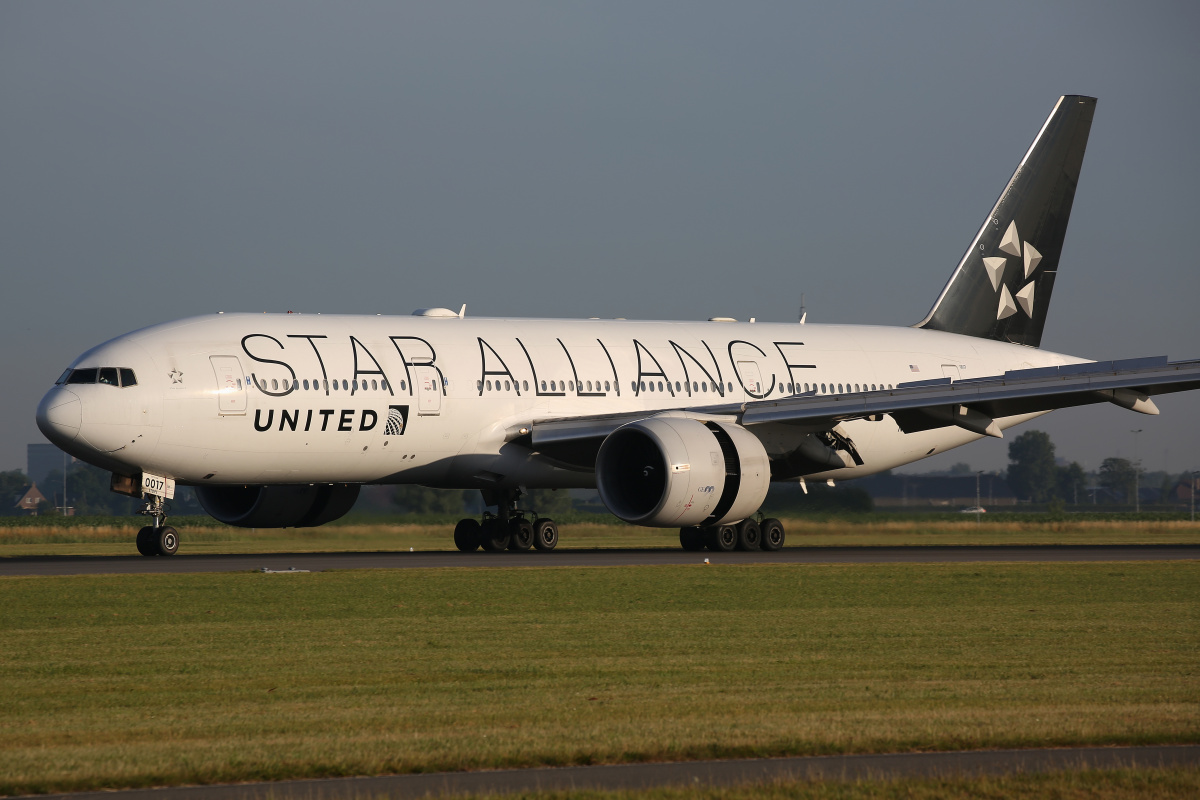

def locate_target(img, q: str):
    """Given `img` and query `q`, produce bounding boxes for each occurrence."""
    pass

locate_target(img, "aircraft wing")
[518,356,1200,471]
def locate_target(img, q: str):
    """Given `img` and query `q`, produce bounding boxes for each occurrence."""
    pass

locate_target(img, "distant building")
[28,443,71,488]
[14,483,46,515]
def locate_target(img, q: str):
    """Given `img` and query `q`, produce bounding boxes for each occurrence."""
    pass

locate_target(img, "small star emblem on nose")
[168,369,184,384]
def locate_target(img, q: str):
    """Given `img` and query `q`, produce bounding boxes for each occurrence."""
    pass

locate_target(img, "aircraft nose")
[36,388,81,445]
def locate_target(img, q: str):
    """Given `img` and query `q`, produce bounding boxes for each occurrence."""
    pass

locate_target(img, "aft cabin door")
[413,366,442,415]
[210,356,247,415]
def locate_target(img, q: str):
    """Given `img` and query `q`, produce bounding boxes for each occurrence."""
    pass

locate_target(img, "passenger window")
[727,382,733,392]
[303,379,310,390]
[342,380,349,391]
[372,380,378,390]
[333,380,339,391]
[486,380,493,391]
[522,381,529,391]
[119,368,137,387]
[400,381,406,391]
[67,368,98,384]
[505,381,511,391]
[382,380,389,391]
[542,381,548,391]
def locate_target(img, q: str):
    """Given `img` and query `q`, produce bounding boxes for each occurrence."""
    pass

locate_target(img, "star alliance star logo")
[168,369,184,384]
[983,220,1042,320]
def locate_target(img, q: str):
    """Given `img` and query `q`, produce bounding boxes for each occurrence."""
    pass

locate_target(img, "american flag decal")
[385,405,409,435]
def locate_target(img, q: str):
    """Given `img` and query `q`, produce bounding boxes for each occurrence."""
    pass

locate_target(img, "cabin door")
[413,366,442,415]
[210,356,247,415]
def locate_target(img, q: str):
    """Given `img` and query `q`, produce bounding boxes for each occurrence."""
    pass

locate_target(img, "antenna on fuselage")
[799,293,807,324]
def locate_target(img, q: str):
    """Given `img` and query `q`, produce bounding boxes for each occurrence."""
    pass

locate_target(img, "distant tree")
[524,488,574,517]
[391,486,469,515]
[1099,457,1139,504]
[948,462,972,475]
[1006,430,1058,503]
[1056,462,1087,505]
[1,470,30,516]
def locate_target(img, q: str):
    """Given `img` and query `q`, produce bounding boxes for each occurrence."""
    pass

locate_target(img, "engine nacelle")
[196,484,360,528]
[596,416,770,527]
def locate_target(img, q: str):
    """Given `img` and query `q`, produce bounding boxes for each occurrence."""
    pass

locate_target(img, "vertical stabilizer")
[915,95,1095,347]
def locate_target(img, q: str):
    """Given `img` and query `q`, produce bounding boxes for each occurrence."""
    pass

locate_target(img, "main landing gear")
[134,494,178,557]
[679,517,785,552]
[454,489,559,553]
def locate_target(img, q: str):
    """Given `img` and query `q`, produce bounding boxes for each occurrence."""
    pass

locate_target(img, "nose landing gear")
[135,494,178,556]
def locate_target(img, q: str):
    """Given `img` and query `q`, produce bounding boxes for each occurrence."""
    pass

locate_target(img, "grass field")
[1,516,1199,557]
[1,561,1197,795]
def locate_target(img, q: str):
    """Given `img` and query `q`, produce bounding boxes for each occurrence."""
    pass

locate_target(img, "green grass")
[1,517,1198,557]
[1,562,1197,795]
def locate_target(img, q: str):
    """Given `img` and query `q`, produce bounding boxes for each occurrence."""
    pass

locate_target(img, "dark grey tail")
[915,95,1096,348]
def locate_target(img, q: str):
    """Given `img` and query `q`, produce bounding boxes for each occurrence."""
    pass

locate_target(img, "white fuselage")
[38,313,1083,489]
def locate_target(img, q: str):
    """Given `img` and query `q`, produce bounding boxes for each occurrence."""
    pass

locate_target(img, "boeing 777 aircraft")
[35,95,1200,556]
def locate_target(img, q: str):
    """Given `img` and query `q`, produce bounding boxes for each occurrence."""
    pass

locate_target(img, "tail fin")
[915,95,1096,347]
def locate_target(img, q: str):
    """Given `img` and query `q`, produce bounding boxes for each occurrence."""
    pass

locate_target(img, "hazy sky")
[2,1,1198,478]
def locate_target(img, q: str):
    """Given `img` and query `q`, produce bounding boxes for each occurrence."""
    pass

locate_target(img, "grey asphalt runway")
[16,746,1200,800]
[2,544,1197,576]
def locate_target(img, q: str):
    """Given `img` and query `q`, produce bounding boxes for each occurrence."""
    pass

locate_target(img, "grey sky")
[2,1,1198,477]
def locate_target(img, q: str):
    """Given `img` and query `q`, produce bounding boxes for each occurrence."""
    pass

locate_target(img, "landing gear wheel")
[508,518,534,551]
[679,527,705,551]
[705,524,737,552]
[135,526,157,556]
[735,519,761,551]
[533,518,559,551]
[760,518,785,551]
[480,519,511,552]
[155,526,179,557]
[453,518,482,552]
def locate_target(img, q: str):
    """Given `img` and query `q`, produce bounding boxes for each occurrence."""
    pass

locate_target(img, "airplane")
[35,95,1200,557]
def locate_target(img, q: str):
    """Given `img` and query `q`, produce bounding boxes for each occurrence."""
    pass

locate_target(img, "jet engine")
[595,416,769,527]
[195,484,360,528]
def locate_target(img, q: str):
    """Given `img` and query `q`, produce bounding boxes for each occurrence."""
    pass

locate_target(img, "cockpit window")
[56,369,72,385]
[66,368,98,385]
[98,368,119,386]
[120,368,137,387]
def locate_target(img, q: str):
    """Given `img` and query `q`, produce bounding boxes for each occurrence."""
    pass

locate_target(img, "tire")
[453,518,482,552]
[705,524,737,552]
[508,518,534,551]
[155,526,179,556]
[479,519,511,552]
[135,526,157,557]
[760,518,785,551]
[679,527,705,551]
[735,519,761,551]
[533,518,559,551]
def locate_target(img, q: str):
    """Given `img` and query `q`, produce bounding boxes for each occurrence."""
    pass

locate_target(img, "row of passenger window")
[475,378,898,396]
[254,377,405,393]
[57,368,138,388]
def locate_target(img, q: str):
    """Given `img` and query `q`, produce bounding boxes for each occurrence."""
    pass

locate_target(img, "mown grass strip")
[1,563,1197,794]
[2,518,1198,557]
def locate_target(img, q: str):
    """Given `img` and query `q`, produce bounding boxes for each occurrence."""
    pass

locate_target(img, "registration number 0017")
[140,472,176,500]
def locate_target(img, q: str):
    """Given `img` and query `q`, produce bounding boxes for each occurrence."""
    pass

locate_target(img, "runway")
[2,544,1197,576]
[16,746,1200,800]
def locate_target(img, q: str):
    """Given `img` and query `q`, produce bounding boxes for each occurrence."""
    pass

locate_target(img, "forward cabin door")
[210,356,247,415]
[413,366,442,415]
[941,364,961,382]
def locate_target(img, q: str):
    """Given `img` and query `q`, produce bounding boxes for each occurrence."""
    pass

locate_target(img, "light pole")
[975,471,983,523]
[1130,429,1143,513]
[1191,470,1196,524]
